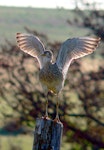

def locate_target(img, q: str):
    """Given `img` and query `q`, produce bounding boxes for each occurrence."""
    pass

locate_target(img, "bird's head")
[41,50,53,64]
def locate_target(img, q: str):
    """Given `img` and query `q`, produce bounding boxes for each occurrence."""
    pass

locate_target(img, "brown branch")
[68,113,104,126]
[63,122,104,148]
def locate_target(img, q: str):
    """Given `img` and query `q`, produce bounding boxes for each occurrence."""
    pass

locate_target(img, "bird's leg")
[44,92,49,119]
[45,96,48,117]
[54,95,60,122]
[56,99,60,120]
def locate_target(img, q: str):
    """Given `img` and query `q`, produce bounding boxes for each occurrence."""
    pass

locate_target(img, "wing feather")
[56,37,101,77]
[16,33,45,68]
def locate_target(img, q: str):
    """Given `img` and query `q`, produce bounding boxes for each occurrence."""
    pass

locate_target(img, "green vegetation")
[0,6,90,45]
[0,135,33,150]
[0,135,71,150]
[0,6,104,150]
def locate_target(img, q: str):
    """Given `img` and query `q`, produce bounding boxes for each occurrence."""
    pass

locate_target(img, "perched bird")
[16,33,100,121]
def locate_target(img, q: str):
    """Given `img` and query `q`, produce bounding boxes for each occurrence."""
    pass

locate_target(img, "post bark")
[32,117,63,150]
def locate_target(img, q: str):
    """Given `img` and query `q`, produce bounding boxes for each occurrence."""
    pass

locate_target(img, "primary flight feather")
[16,33,100,90]
[16,33,100,120]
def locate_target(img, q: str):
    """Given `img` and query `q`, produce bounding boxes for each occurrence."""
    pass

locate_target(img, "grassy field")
[0,135,81,150]
[0,6,104,150]
[0,135,33,150]
[0,6,91,45]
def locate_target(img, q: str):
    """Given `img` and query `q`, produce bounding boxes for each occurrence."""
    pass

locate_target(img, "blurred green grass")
[0,135,33,150]
[0,6,103,150]
[0,135,80,150]
[0,6,90,45]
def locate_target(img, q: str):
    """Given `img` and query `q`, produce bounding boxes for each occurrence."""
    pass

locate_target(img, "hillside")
[0,6,104,150]
[0,6,90,45]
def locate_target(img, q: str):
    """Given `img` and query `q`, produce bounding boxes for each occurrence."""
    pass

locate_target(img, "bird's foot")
[42,114,50,120]
[53,115,61,123]
[42,110,50,120]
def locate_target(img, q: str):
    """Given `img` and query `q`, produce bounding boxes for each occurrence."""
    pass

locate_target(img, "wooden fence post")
[32,117,63,150]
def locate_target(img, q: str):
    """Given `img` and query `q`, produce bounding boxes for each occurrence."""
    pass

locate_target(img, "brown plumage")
[16,33,101,121]
[39,62,63,94]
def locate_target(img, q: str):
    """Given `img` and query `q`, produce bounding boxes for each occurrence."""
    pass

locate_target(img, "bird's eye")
[46,52,49,56]
[47,52,50,56]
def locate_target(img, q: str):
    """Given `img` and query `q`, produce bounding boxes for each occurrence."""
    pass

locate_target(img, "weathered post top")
[32,117,63,150]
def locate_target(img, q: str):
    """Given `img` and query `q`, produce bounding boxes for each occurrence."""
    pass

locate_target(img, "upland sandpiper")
[16,33,100,121]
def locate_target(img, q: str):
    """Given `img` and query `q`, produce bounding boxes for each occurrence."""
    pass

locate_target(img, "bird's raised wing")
[16,33,45,69]
[56,37,100,77]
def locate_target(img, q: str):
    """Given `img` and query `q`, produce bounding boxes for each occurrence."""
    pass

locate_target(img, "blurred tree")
[0,29,104,149]
[73,0,102,10]
[67,3,104,57]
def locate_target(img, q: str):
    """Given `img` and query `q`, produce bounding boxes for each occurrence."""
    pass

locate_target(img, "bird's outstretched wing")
[16,33,45,69]
[56,37,100,77]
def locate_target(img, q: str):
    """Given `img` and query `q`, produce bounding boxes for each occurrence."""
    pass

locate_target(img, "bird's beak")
[41,53,45,56]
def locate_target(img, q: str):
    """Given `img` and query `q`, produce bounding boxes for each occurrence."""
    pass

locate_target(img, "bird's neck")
[43,61,52,67]
[42,58,52,67]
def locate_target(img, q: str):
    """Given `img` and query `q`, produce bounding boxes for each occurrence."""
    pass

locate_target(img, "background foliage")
[0,5,104,150]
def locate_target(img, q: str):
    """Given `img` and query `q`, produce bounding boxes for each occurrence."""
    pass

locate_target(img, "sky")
[0,0,104,9]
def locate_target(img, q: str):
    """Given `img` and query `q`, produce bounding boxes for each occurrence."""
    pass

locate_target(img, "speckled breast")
[39,63,63,92]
